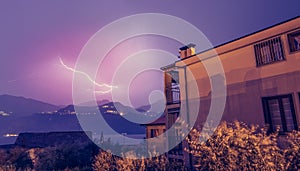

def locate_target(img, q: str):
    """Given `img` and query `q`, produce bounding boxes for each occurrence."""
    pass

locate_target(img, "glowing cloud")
[59,57,117,94]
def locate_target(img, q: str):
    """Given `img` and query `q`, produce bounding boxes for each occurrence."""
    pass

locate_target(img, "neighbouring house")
[14,131,92,148]
[142,116,166,154]
[161,16,300,168]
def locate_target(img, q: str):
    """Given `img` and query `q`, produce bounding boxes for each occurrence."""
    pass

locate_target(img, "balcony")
[166,83,180,105]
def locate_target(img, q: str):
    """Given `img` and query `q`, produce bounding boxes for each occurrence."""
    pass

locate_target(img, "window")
[150,129,159,138]
[167,112,179,129]
[166,71,180,104]
[288,30,300,53]
[254,37,285,66]
[262,94,298,133]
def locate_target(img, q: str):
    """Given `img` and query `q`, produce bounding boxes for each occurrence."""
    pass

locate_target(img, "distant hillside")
[0,97,148,145]
[0,113,82,145]
[55,102,147,134]
[77,99,111,106]
[0,94,59,117]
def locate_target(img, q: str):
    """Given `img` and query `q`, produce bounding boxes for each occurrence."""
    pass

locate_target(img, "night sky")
[0,1,299,106]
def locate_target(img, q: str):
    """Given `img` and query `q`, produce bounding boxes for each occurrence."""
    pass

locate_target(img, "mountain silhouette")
[0,95,148,145]
[0,94,59,117]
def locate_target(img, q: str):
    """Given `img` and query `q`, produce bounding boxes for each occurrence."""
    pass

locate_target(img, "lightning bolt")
[59,57,117,94]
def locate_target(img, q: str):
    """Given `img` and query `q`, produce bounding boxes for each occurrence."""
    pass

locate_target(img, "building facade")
[143,116,166,154]
[162,16,300,168]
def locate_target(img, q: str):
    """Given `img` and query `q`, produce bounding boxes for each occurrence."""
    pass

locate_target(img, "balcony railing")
[166,87,180,105]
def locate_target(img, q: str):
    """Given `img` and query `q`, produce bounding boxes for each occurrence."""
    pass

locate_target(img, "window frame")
[166,70,180,105]
[254,36,285,67]
[150,128,159,138]
[262,94,298,133]
[287,30,300,53]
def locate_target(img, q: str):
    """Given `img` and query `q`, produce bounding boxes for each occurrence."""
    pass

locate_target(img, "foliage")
[34,142,98,170]
[92,151,186,171]
[0,147,32,170]
[186,121,285,171]
[284,130,300,170]
[93,150,118,171]
[15,151,33,170]
[0,142,98,170]
[1,121,300,170]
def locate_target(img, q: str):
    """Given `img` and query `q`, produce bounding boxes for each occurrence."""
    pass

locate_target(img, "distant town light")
[3,133,18,137]
[0,111,10,116]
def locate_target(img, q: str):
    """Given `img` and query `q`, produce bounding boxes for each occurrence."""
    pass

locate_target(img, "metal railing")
[166,87,180,105]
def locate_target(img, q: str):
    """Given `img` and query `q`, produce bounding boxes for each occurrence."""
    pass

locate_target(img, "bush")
[284,130,300,170]
[35,142,98,170]
[93,151,119,171]
[0,147,29,169]
[186,121,285,170]
[92,151,186,171]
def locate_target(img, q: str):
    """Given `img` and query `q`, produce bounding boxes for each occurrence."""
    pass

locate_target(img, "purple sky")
[0,1,299,106]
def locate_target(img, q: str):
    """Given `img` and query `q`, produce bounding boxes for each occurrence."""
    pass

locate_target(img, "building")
[161,16,300,168]
[143,116,166,153]
[15,131,92,148]
[144,116,166,139]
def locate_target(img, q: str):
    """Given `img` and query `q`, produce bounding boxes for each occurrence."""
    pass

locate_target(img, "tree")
[284,130,300,170]
[93,150,186,171]
[35,142,98,170]
[186,121,285,170]
[0,149,9,166]
[93,150,118,171]
[15,151,33,170]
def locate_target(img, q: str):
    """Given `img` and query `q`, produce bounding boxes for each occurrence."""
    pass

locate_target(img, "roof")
[161,63,176,70]
[178,15,300,62]
[141,116,166,126]
[14,131,92,148]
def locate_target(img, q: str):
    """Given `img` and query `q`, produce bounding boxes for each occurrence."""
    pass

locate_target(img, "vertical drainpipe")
[183,67,190,132]
[179,43,196,169]
[183,66,193,170]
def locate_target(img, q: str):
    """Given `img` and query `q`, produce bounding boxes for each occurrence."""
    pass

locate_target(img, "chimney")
[179,43,196,59]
